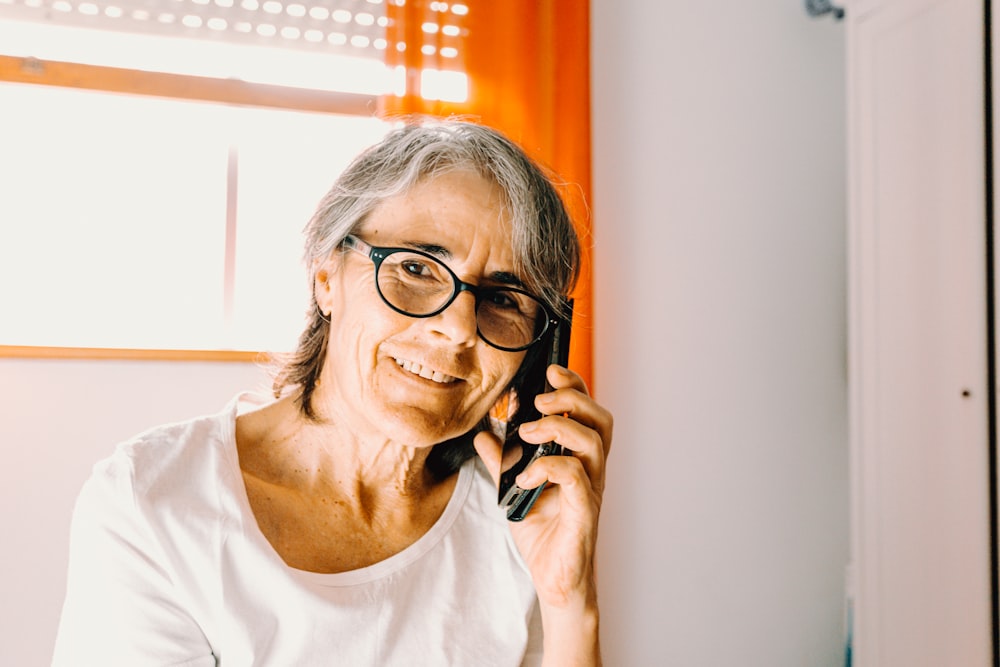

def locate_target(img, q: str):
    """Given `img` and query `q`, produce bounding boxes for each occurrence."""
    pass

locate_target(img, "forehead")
[360,170,517,265]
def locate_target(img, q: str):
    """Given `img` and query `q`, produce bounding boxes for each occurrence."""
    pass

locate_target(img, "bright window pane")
[0,83,230,349]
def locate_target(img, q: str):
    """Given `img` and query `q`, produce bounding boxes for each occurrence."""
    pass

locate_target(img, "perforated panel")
[0,0,464,59]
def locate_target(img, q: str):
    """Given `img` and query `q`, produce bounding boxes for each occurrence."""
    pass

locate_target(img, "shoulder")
[77,394,263,537]
[65,394,267,620]
[54,398,259,667]
[97,399,239,496]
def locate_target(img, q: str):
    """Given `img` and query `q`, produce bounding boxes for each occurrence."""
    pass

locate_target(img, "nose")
[427,289,479,347]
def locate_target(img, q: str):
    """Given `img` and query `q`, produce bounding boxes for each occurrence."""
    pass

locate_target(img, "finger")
[473,430,503,485]
[516,455,601,521]
[539,366,613,458]
[518,415,602,460]
[518,417,606,496]
[546,364,589,396]
[534,389,614,459]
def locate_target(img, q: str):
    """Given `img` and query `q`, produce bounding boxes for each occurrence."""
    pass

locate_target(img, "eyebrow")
[407,240,526,289]
[490,271,526,289]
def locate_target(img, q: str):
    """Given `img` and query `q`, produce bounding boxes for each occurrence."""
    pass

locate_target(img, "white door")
[847,0,993,664]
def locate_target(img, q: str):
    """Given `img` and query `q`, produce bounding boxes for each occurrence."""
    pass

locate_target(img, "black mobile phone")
[497,299,573,522]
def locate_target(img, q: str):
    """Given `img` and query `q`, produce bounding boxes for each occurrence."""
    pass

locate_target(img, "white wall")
[0,358,269,665]
[591,2,848,666]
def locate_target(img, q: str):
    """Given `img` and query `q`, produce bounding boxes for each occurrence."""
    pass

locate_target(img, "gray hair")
[274,119,581,422]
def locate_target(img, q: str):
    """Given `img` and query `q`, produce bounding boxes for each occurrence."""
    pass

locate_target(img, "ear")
[313,255,340,318]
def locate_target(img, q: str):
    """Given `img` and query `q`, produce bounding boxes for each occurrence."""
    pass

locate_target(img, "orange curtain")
[380,0,593,390]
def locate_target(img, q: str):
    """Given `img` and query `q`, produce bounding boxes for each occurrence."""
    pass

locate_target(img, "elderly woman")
[53,120,613,666]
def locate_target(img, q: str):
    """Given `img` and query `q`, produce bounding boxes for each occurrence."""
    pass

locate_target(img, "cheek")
[328,310,395,369]
[324,266,395,342]
[477,351,524,400]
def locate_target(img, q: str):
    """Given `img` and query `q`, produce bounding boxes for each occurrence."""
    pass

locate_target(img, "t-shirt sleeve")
[52,455,216,667]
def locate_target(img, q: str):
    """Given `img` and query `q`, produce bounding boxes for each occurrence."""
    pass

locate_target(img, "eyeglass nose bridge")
[453,279,479,301]
[429,279,485,321]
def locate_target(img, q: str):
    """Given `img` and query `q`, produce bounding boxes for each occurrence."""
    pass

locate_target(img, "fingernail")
[520,421,538,434]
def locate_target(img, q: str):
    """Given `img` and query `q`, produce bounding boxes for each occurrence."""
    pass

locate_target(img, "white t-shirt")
[53,395,542,666]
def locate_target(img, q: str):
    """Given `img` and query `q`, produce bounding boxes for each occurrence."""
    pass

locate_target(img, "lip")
[392,356,461,384]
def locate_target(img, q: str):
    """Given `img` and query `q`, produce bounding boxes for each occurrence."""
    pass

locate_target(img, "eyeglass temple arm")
[341,234,362,255]
[342,234,370,257]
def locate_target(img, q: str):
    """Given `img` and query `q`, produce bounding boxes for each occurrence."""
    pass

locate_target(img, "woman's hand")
[474,365,613,665]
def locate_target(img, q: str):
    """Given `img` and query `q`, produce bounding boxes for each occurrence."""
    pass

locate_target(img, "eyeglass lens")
[376,250,545,350]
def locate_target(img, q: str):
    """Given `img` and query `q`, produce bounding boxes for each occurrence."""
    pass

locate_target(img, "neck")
[235,392,460,573]
[257,392,443,511]
[304,423,437,503]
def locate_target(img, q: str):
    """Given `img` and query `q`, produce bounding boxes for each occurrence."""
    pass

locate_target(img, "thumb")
[473,430,502,485]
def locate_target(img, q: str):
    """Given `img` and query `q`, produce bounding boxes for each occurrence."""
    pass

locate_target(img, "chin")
[367,362,500,446]
[373,402,478,448]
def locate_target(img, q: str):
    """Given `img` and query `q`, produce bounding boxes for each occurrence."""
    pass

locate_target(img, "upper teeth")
[394,358,458,384]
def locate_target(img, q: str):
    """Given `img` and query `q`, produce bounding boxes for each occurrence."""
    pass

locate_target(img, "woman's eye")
[486,291,518,309]
[401,260,433,277]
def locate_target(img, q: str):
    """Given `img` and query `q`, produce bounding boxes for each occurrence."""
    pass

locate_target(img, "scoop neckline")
[223,393,476,587]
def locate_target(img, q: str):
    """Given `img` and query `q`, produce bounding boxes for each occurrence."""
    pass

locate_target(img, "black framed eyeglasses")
[342,235,555,352]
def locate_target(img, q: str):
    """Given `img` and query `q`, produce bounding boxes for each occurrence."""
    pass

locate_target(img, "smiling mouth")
[393,357,459,384]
